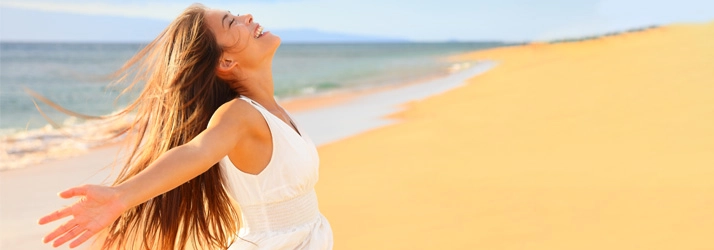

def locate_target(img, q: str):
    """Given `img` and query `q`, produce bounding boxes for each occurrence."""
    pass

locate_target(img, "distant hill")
[0,7,407,43]
[268,29,407,43]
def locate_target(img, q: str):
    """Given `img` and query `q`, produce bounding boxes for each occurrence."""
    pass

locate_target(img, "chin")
[260,35,281,60]
[269,33,281,45]
[268,33,281,50]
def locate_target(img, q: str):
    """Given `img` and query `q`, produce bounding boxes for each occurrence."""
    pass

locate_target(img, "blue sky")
[1,0,713,42]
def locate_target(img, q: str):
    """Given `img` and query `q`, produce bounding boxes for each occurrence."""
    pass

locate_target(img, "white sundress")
[219,96,333,250]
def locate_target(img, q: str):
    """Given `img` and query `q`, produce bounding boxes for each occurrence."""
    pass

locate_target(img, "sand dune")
[315,22,714,249]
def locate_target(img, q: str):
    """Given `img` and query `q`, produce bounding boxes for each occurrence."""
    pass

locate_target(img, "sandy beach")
[315,22,714,249]
[2,21,713,249]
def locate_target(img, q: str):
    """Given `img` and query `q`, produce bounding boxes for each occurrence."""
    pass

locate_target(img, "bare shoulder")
[207,98,263,132]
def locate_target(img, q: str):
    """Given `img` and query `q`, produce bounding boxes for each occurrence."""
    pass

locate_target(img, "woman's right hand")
[38,184,127,248]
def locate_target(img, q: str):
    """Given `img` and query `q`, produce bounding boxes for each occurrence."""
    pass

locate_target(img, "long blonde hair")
[99,4,241,249]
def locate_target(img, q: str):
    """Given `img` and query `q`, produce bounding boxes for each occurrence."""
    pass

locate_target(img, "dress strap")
[237,96,278,127]
[238,96,304,138]
[238,96,263,109]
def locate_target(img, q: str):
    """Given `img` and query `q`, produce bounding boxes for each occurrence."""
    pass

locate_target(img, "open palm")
[38,184,127,248]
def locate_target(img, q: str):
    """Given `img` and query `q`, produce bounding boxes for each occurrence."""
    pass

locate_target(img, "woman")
[38,3,333,249]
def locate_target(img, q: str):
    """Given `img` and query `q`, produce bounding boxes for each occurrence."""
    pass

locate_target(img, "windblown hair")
[97,4,241,249]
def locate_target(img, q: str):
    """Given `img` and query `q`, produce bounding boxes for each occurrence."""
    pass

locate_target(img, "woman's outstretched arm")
[38,100,258,248]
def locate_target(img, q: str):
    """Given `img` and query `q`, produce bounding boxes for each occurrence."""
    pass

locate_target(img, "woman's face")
[205,9,280,71]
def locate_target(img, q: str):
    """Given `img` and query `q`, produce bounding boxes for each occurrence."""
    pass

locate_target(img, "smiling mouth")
[254,25,265,38]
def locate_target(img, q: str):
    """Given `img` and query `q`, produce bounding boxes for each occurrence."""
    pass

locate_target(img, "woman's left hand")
[38,184,127,248]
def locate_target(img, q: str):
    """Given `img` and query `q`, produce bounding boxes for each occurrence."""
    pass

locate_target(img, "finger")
[52,225,84,248]
[59,185,88,199]
[43,219,77,243]
[38,206,72,225]
[69,228,95,249]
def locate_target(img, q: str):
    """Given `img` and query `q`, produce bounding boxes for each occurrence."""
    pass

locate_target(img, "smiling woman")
[37,3,333,250]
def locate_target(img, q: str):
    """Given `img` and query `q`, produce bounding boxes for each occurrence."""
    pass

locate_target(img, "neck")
[236,64,280,110]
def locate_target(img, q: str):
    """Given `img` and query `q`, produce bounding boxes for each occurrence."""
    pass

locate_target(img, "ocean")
[0,42,505,169]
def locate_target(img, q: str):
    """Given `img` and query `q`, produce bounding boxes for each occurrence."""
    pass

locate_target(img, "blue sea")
[0,42,504,169]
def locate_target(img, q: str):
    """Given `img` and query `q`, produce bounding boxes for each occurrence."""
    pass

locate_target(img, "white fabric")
[220,96,333,250]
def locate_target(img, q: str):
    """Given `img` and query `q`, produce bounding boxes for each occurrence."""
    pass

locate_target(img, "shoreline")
[0,59,496,249]
[279,60,480,112]
[0,59,484,172]
[5,20,714,249]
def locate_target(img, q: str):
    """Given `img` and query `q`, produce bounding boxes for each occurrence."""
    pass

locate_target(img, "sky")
[1,0,713,42]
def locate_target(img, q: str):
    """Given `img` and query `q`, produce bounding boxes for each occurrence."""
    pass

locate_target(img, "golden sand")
[315,22,714,249]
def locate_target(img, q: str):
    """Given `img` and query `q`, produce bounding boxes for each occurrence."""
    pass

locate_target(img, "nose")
[241,14,253,24]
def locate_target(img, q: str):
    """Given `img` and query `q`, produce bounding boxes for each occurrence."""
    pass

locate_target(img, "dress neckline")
[240,96,305,140]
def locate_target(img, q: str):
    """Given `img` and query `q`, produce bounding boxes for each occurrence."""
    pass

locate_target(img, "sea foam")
[0,114,132,170]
